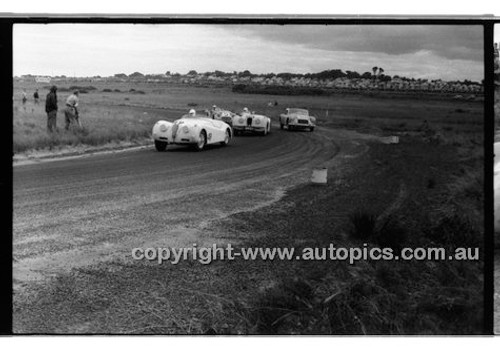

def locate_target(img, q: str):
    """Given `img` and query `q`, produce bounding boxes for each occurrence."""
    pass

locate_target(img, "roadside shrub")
[187,103,198,107]
[114,89,121,92]
[133,90,146,94]
[349,210,377,240]
[69,85,96,91]
[232,84,327,96]
[102,89,112,92]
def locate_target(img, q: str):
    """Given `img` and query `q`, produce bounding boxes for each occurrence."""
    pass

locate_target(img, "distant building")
[35,76,51,83]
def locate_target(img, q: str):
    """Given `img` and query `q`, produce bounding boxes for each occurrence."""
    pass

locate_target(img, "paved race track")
[13,126,373,284]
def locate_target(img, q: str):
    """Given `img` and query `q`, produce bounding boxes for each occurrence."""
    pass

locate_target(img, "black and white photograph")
[11,21,486,335]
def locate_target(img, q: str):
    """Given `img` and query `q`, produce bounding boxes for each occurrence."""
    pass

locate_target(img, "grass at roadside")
[13,131,483,334]
[13,102,168,154]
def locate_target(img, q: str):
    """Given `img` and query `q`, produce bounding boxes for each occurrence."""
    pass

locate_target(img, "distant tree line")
[107,68,479,86]
[178,68,392,81]
[72,67,481,86]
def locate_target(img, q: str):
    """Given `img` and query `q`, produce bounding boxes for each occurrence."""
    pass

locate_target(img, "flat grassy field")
[13,80,483,154]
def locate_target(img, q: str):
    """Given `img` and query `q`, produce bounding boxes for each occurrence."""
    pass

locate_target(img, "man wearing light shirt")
[65,90,81,130]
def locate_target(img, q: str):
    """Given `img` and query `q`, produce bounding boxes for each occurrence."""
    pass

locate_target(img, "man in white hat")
[65,90,81,130]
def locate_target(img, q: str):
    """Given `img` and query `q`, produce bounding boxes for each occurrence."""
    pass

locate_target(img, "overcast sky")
[14,24,484,81]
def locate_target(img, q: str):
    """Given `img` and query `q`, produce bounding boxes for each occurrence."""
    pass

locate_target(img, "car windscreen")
[288,109,309,116]
[181,114,208,119]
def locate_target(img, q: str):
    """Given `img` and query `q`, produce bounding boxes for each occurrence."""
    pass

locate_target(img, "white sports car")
[152,110,232,151]
[279,108,316,131]
[231,108,271,136]
[210,106,235,126]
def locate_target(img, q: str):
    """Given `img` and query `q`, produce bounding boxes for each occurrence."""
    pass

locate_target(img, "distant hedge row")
[102,88,146,94]
[232,84,328,96]
[43,85,96,93]
[69,85,97,91]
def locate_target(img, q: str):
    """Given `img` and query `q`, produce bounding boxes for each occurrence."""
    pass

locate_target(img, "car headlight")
[255,119,261,125]
[239,117,244,123]
[159,124,168,132]
[183,126,189,133]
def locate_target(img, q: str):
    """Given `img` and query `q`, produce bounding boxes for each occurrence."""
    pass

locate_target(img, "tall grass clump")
[349,210,408,251]
[349,210,377,240]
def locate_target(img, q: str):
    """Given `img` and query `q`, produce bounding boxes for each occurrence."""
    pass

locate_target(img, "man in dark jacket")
[45,86,58,132]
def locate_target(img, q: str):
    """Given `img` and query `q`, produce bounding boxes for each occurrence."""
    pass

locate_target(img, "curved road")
[13,126,376,285]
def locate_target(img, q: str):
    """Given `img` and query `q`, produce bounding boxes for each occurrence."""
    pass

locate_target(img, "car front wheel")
[262,125,268,136]
[220,129,230,146]
[195,130,206,151]
[155,140,167,152]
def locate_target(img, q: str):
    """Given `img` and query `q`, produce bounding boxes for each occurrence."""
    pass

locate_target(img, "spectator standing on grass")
[65,90,81,130]
[33,89,39,104]
[45,86,58,132]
